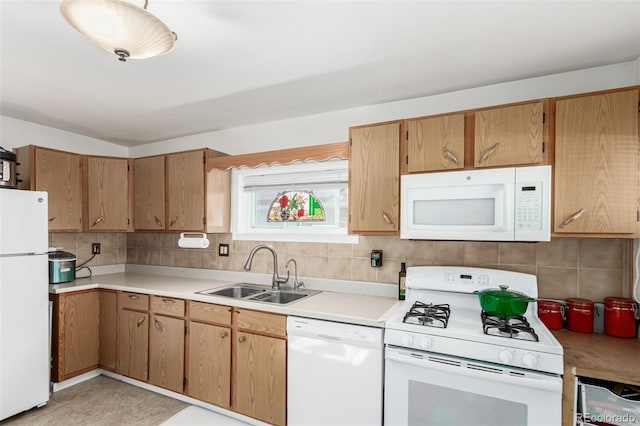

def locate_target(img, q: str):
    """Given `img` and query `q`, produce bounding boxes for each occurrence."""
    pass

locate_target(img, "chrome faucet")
[286,258,305,291]
[243,244,289,289]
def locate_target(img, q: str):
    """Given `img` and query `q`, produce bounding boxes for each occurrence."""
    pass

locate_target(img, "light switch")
[218,243,229,257]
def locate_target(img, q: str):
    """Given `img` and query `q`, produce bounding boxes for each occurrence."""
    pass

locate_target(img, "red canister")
[603,297,639,338]
[538,300,564,330]
[565,298,594,333]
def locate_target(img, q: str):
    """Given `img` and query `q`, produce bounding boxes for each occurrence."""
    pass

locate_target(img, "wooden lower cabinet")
[117,309,149,381]
[234,333,287,425]
[149,314,185,393]
[187,321,231,407]
[99,290,117,370]
[51,290,100,381]
[233,308,287,426]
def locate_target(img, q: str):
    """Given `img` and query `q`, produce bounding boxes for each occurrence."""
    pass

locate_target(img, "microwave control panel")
[515,182,542,231]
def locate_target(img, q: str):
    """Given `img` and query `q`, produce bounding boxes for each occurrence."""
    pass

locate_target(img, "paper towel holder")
[178,232,210,249]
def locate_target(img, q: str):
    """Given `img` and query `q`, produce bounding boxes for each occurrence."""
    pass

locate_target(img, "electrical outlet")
[218,243,229,257]
[92,243,101,255]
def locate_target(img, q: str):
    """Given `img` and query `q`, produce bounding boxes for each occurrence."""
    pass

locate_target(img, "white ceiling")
[1,1,639,148]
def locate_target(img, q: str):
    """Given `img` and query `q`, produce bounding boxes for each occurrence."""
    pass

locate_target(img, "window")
[231,160,357,243]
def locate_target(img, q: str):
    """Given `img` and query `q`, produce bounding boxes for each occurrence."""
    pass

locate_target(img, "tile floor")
[0,375,249,426]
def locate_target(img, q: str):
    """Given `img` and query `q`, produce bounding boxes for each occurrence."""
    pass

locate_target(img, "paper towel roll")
[178,233,210,249]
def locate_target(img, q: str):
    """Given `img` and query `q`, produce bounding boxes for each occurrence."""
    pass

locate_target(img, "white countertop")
[50,270,400,328]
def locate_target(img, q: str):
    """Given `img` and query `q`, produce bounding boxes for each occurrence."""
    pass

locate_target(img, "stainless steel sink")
[249,289,321,305]
[196,284,319,306]
[197,283,267,299]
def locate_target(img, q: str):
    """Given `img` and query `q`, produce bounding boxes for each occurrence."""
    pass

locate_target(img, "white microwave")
[400,165,551,242]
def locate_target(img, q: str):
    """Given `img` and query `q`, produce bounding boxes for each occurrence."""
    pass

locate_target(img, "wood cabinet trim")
[206,141,348,170]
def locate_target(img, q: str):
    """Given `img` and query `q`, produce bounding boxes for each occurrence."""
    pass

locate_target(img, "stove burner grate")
[403,301,450,328]
[481,312,539,342]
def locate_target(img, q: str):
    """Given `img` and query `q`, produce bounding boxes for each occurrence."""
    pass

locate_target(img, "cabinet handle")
[162,298,175,304]
[478,143,501,164]
[170,216,178,227]
[92,216,104,227]
[220,331,227,338]
[48,217,55,223]
[137,317,146,327]
[442,147,460,165]
[238,336,245,343]
[154,319,163,332]
[380,210,394,227]
[154,216,163,227]
[559,208,586,229]
[128,294,140,300]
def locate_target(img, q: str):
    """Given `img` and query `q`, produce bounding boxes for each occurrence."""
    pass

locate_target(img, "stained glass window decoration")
[267,190,326,222]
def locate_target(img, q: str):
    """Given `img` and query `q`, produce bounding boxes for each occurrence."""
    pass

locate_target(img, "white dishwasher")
[287,316,384,426]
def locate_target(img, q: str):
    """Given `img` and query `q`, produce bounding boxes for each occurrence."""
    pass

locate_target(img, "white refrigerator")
[0,190,49,420]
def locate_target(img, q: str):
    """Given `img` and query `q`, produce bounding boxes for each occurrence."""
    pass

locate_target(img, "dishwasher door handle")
[316,333,342,342]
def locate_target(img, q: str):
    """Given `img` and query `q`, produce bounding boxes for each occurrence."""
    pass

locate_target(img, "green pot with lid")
[473,285,536,317]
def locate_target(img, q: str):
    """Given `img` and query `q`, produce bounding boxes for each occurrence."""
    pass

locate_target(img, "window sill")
[232,232,359,245]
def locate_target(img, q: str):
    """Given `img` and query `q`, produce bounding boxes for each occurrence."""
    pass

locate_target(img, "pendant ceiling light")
[60,0,177,62]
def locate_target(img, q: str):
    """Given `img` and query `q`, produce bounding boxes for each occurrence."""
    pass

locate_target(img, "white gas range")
[384,266,564,426]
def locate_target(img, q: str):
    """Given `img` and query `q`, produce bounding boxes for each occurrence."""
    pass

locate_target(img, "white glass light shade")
[60,0,176,61]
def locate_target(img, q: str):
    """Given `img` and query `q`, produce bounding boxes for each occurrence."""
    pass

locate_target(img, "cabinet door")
[99,290,117,370]
[554,89,639,233]
[407,114,465,172]
[149,315,185,393]
[234,333,286,426]
[117,309,149,381]
[63,291,99,377]
[34,148,82,231]
[349,122,400,233]
[167,150,205,231]
[187,322,231,407]
[86,156,129,231]
[474,101,545,167]
[133,156,166,230]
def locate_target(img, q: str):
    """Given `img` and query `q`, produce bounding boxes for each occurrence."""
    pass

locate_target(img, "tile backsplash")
[54,232,631,302]
[127,234,631,301]
[49,232,128,267]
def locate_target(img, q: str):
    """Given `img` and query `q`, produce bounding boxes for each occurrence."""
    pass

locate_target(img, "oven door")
[384,346,562,426]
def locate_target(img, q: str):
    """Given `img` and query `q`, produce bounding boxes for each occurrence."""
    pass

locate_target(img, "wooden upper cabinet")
[133,155,166,230]
[85,156,129,231]
[406,113,465,172]
[15,146,83,231]
[349,122,400,234]
[474,101,546,167]
[167,150,206,231]
[554,89,639,234]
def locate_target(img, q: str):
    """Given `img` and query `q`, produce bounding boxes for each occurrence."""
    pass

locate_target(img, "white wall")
[0,116,128,156]
[129,61,639,158]
[2,60,638,158]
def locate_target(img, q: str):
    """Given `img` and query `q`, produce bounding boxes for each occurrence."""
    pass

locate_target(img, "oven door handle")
[386,350,561,393]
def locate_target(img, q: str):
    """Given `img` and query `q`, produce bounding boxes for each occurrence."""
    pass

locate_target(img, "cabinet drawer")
[119,292,149,311]
[235,308,286,337]
[189,301,231,325]
[151,295,185,317]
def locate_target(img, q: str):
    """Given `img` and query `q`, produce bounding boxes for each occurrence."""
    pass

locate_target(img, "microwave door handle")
[478,143,501,164]
[442,147,460,165]
[559,208,586,228]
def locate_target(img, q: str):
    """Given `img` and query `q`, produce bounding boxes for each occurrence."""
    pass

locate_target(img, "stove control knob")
[498,350,514,364]
[419,337,432,349]
[402,335,414,346]
[522,353,538,369]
